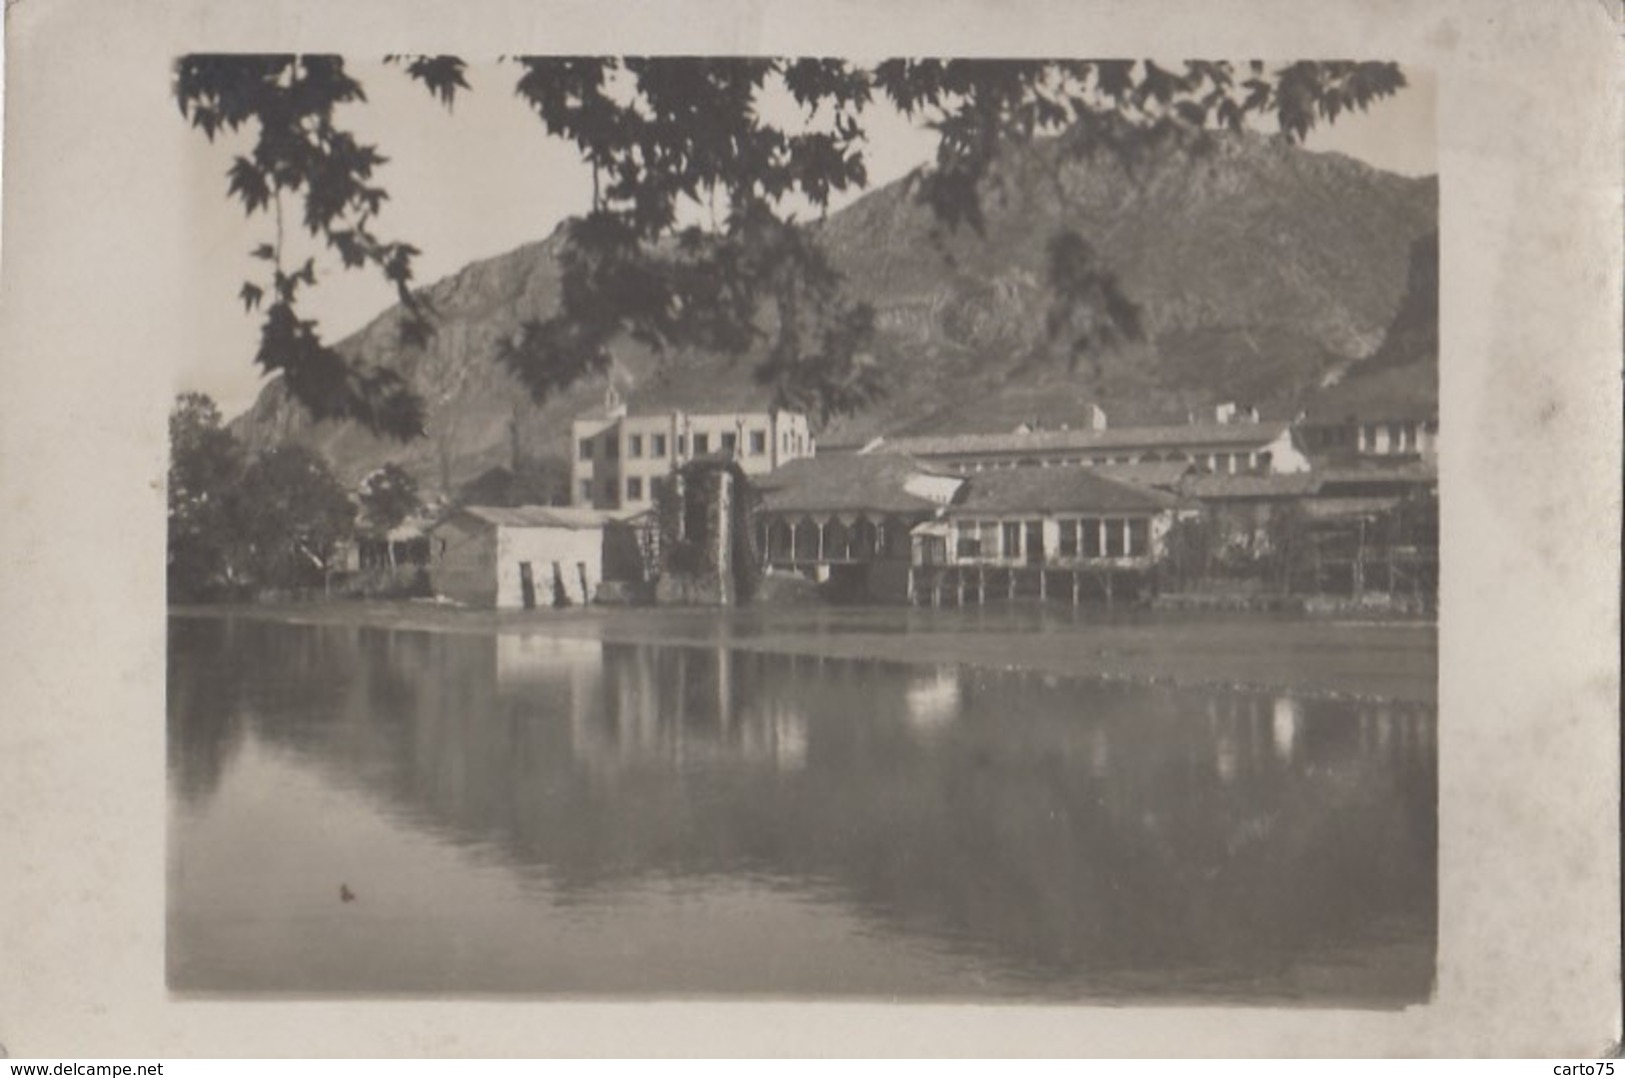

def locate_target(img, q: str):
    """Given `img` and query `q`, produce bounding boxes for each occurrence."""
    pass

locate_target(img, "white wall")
[570,416,620,506]
[494,524,604,608]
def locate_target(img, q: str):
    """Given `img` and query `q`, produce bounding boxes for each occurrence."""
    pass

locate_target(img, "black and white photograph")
[165,54,1440,1003]
[0,0,1618,1060]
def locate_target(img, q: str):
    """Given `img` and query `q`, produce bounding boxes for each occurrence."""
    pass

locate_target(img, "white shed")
[430,505,622,609]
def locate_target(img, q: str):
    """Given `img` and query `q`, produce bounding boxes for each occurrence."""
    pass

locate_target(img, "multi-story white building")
[570,386,815,510]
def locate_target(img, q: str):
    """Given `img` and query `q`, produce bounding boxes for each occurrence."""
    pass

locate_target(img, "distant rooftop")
[871,421,1291,459]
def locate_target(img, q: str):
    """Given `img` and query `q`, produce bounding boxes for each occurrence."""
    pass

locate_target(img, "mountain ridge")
[229,129,1437,490]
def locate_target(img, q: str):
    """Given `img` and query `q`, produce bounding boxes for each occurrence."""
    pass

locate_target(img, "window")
[693,433,710,455]
[1127,519,1149,557]
[1058,520,1079,557]
[1257,450,1272,473]
[578,438,594,460]
[676,434,687,456]
[721,431,737,453]
[579,479,593,502]
[1082,518,1102,558]
[749,430,767,455]
[651,433,667,458]
[1105,519,1126,557]
[957,535,982,558]
[627,477,643,500]
[628,434,644,458]
[1001,522,1023,559]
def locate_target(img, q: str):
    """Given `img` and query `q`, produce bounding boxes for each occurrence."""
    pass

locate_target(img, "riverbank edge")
[169,601,1437,706]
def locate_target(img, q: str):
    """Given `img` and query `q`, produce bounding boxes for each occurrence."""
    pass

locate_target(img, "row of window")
[579,476,670,504]
[1304,421,1431,454]
[947,451,1272,474]
[579,429,772,461]
[953,518,1151,560]
[1358,422,1426,454]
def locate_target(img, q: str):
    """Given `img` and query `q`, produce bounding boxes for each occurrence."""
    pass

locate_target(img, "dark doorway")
[519,562,536,610]
[1025,521,1045,565]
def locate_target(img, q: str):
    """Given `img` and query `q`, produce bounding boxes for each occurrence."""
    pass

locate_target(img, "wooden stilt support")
[956,568,965,606]
[1072,570,1080,606]
[978,566,986,605]
[1038,568,1047,602]
[907,565,916,605]
[1007,568,1016,601]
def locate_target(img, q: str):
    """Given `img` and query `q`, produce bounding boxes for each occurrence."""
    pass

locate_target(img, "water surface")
[168,615,1435,1002]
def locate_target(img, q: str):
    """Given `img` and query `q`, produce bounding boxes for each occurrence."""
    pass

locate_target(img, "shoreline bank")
[170,600,1437,705]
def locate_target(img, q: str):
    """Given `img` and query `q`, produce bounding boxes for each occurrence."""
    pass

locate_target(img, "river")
[167,611,1435,1003]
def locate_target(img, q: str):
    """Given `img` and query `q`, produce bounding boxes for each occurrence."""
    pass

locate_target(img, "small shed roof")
[950,468,1182,516]
[439,505,626,531]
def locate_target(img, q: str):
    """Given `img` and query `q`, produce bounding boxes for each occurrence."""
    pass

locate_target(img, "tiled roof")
[1300,497,1407,522]
[1180,474,1322,500]
[1313,462,1437,485]
[756,455,958,515]
[872,421,1290,459]
[950,468,1182,516]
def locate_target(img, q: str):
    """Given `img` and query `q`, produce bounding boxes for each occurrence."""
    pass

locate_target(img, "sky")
[180,62,1436,418]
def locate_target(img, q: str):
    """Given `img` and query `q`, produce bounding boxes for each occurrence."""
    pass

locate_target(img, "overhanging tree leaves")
[177,56,1406,438]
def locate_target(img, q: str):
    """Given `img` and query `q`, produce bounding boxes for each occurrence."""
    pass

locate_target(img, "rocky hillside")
[230,129,1437,489]
[1302,228,1438,423]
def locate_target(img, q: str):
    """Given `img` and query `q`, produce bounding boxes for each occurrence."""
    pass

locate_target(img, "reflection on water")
[167,616,1435,1002]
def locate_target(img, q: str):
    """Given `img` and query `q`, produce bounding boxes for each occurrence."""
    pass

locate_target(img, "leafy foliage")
[174,55,434,438]
[357,462,421,535]
[235,445,356,586]
[168,393,247,599]
[168,393,358,597]
[178,56,1407,436]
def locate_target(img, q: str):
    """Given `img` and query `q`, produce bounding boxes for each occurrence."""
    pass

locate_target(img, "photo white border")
[0,0,1618,1057]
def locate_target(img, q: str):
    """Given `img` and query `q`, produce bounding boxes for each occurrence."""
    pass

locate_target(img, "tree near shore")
[357,462,422,568]
[175,56,1406,438]
[168,392,248,599]
[234,444,356,591]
